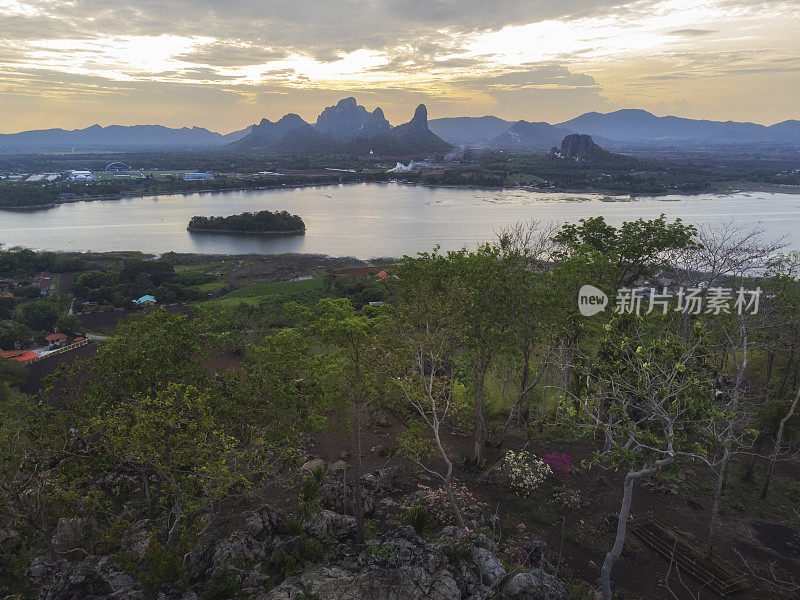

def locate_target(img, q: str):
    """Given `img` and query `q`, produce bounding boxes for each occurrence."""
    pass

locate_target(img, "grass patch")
[212,278,326,312]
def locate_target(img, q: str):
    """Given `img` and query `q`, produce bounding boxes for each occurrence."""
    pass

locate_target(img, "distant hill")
[490,120,575,150]
[553,134,604,160]
[766,120,800,142]
[428,116,513,145]
[232,100,451,157]
[556,109,795,146]
[314,97,392,140]
[0,124,242,152]
[3,105,797,154]
[351,105,452,156]
[228,114,311,150]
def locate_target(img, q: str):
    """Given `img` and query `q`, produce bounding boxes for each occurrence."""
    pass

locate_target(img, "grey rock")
[555,134,603,161]
[307,509,357,541]
[361,465,404,494]
[27,555,144,600]
[301,458,327,473]
[51,517,95,555]
[320,479,375,516]
[501,570,569,600]
[329,460,348,473]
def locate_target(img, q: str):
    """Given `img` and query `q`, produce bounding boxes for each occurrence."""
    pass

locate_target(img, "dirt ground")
[305,411,799,600]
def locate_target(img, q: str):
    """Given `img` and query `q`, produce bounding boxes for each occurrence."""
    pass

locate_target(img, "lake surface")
[2,183,799,257]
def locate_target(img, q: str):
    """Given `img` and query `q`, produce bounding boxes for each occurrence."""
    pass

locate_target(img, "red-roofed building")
[376,270,389,280]
[0,349,38,363]
[45,333,68,348]
[0,291,12,299]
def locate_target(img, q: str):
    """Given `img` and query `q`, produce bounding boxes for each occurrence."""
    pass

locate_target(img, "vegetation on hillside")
[1,219,799,600]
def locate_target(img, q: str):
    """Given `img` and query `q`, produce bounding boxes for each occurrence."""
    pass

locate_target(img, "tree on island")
[188,210,305,233]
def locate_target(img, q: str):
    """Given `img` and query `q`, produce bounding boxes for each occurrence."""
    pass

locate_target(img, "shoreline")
[186,227,306,236]
[3,179,799,212]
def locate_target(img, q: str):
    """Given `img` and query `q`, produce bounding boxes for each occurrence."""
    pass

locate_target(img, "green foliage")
[199,570,243,600]
[70,309,211,411]
[369,543,399,559]
[552,214,697,286]
[406,504,436,536]
[396,422,433,465]
[270,537,325,578]
[188,210,304,233]
[89,383,251,545]
[279,518,305,536]
[140,535,186,598]
[297,475,321,523]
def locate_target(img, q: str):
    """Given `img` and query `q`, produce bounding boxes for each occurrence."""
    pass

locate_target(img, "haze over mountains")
[1,100,798,154]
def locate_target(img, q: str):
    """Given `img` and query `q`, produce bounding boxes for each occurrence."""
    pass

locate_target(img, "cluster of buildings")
[0,272,50,297]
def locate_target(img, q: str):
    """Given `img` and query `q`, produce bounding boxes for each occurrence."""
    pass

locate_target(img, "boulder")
[301,458,327,473]
[189,504,286,579]
[501,570,569,600]
[306,509,357,541]
[361,465,404,494]
[51,517,95,555]
[320,479,375,516]
[27,555,143,600]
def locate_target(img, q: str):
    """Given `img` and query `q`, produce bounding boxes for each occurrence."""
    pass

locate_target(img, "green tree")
[582,318,715,600]
[289,297,388,543]
[553,214,697,287]
[89,383,249,547]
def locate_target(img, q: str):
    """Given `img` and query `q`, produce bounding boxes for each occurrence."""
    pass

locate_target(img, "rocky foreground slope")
[13,465,568,600]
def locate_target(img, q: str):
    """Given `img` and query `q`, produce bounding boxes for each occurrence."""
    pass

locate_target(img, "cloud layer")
[0,0,797,132]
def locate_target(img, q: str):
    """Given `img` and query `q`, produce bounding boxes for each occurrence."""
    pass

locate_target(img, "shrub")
[501,450,551,497]
[542,452,575,479]
[279,518,304,536]
[407,504,436,536]
[140,535,186,598]
[297,475,320,523]
[199,571,242,600]
[551,488,581,509]
[417,479,487,525]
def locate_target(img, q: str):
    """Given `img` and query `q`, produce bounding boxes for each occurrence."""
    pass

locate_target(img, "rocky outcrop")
[24,496,566,600]
[189,504,286,580]
[259,526,567,600]
[319,464,403,516]
[554,134,603,161]
[27,555,144,600]
[315,97,392,140]
[362,465,404,494]
[228,99,451,156]
[306,509,357,540]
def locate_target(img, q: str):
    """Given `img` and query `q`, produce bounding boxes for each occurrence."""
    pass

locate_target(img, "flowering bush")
[501,450,551,497]
[551,488,581,510]
[542,451,575,479]
[417,478,487,524]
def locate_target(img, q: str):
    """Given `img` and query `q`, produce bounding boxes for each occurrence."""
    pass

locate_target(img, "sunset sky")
[1,0,798,133]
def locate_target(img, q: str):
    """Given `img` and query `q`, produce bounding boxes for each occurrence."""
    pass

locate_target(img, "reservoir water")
[1,183,799,257]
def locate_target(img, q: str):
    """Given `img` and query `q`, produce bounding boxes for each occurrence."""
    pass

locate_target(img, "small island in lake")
[187,210,305,235]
